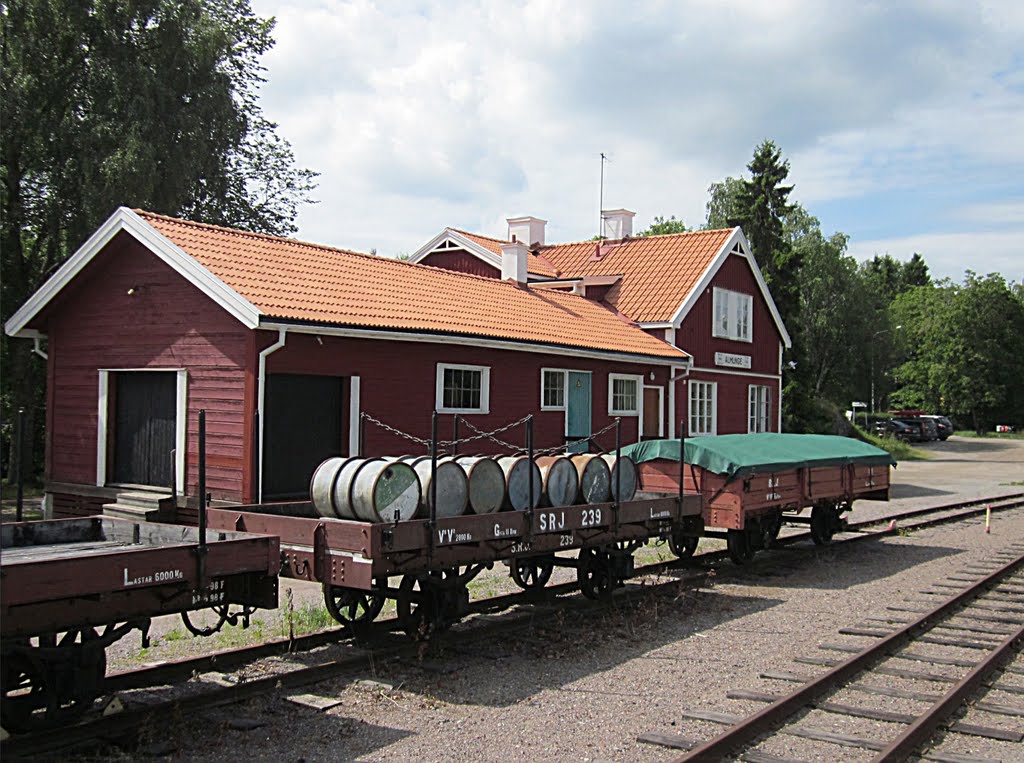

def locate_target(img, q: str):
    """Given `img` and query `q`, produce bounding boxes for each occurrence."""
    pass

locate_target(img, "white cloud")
[250,0,1024,279]
[847,231,1023,283]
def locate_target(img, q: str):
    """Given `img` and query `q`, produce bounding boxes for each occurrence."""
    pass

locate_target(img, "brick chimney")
[602,209,635,240]
[500,238,529,284]
[506,216,547,248]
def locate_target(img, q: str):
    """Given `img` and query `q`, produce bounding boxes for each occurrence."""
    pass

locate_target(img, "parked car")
[874,419,917,441]
[922,415,953,441]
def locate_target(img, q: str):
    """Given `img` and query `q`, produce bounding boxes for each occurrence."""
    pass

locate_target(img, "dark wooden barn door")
[112,372,176,487]
[262,373,345,500]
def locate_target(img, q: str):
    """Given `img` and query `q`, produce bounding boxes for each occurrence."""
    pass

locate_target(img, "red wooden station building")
[6,208,713,518]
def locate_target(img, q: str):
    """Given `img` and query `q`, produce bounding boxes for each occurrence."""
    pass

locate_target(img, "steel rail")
[4,496,1021,758]
[872,620,1024,762]
[102,493,1024,694]
[672,551,1024,762]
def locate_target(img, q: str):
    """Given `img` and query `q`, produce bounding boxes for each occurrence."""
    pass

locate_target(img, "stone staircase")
[102,490,175,522]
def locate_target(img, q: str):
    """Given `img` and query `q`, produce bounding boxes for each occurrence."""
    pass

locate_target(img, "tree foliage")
[638,215,688,236]
[1,0,317,478]
[891,274,1024,432]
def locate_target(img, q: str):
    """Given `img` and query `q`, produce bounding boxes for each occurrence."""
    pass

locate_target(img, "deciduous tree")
[1,0,317,479]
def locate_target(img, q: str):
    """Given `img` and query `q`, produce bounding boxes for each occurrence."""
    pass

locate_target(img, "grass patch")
[854,427,931,461]
[954,430,1024,440]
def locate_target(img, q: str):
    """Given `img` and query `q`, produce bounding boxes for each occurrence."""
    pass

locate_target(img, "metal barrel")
[497,455,543,511]
[570,454,611,504]
[535,455,579,507]
[401,456,469,518]
[350,459,421,522]
[310,455,353,519]
[454,456,506,514]
[602,453,638,502]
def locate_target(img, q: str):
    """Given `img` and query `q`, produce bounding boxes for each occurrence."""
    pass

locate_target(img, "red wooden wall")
[39,232,252,502]
[420,250,500,278]
[261,331,667,461]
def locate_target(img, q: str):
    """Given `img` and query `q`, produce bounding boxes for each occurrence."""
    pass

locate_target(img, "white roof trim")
[409,228,503,269]
[669,227,792,348]
[260,321,690,367]
[4,207,262,337]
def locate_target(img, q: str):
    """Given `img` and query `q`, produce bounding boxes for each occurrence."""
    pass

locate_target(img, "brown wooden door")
[642,386,663,440]
[112,372,176,487]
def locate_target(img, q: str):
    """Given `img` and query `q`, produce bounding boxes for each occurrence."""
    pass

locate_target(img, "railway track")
[3,492,1022,759]
[640,545,1024,762]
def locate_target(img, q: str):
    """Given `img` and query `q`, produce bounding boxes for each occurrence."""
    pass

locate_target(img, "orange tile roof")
[451,228,561,278]
[137,211,686,361]
[536,230,736,324]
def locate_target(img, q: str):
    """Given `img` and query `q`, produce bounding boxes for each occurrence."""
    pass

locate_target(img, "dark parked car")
[874,419,917,441]
[923,415,953,441]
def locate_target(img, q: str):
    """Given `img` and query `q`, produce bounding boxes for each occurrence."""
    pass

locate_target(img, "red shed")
[411,210,792,437]
[5,208,688,518]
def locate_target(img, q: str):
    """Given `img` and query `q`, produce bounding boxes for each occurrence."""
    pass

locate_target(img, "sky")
[249,0,1023,283]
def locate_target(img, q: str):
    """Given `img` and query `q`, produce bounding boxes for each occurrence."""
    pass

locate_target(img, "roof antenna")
[598,152,609,240]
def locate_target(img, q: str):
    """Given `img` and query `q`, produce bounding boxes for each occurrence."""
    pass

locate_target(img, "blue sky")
[250,0,1022,283]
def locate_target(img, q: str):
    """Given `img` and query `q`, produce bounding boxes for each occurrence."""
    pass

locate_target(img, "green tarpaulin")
[620,433,896,482]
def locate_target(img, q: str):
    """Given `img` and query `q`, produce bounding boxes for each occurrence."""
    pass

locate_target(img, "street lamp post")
[870,325,902,415]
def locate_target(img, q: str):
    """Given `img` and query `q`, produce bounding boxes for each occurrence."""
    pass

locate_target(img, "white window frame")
[748,384,772,433]
[435,363,490,414]
[712,287,754,343]
[97,368,187,493]
[608,373,642,416]
[540,368,567,411]
[688,380,717,436]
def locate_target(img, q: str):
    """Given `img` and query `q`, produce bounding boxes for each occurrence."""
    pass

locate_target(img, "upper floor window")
[713,287,753,342]
[748,384,772,433]
[436,363,490,414]
[608,374,641,415]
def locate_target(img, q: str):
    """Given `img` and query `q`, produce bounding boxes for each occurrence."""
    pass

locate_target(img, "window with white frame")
[713,287,753,342]
[608,374,640,415]
[748,384,772,433]
[436,363,490,413]
[541,369,566,410]
[689,380,717,436]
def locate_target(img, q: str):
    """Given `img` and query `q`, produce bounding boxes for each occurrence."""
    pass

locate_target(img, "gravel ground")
[74,436,1024,763]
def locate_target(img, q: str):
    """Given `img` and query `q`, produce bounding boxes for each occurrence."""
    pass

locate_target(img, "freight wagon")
[621,433,896,564]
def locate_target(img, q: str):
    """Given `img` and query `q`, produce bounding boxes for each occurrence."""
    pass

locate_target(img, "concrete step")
[103,490,175,522]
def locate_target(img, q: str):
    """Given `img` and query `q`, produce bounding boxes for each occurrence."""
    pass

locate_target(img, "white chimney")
[500,239,529,284]
[506,216,547,247]
[602,209,635,240]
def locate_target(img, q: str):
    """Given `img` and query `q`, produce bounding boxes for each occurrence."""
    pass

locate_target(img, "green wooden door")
[566,372,592,454]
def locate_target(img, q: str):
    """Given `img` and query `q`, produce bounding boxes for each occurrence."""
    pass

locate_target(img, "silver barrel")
[350,459,421,522]
[310,456,351,519]
[401,456,469,518]
[535,455,579,507]
[602,454,638,502]
[454,456,505,514]
[570,454,611,504]
[497,455,543,511]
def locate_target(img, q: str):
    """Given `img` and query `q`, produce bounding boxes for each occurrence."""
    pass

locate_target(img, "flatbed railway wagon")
[621,433,896,564]
[207,477,703,639]
[1,516,279,732]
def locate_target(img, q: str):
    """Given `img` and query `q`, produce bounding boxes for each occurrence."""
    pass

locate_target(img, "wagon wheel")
[669,531,700,559]
[396,574,438,640]
[510,555,555,590]
[323,584,386,628]
[760,513,783,549]
[181,605,230,637]
[1,648,47,733]
[810,504,839,546]
[577,548,613,600]
[727,529,756,565]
